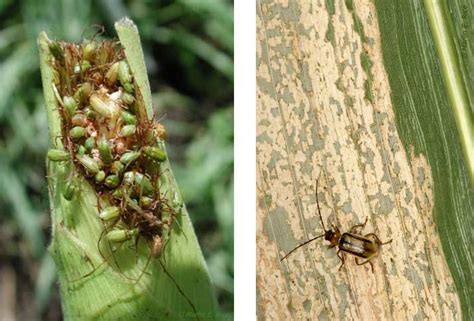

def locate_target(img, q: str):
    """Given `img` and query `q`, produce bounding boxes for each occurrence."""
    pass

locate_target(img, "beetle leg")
[350,217,368,234]
[337,250,345,271]
[365,233,392,245]
[355,257,375,273]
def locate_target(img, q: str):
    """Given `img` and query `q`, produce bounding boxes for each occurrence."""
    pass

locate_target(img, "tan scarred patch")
[256,0,461,320]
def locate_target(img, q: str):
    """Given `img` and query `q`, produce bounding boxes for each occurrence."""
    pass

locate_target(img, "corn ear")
[39,18,216,321]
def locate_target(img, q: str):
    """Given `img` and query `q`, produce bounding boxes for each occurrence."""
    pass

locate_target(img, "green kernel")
[106,62,119,86]
[95,170,106,183]
[99,206,120,221]
[121,111,137,125]
[84,137,96,152]
[106,228,138,243]
[120,125,136,137]
[63,96,77,117]
[76,154,100,174]
[143,146,166,162]
[47,149,70,162]
[121,92,135,105]
[77,145,86,155]
[123,82,134,94]
[120,151,140,165]
[98,137,113,164]
[69,126,86,139]
[104,175,119,188]
[118,61,132,85]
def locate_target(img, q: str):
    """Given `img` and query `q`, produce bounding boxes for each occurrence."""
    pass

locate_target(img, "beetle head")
[324,228,341,247]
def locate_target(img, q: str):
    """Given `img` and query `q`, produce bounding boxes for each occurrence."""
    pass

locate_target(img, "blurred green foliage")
[0,0,233,320]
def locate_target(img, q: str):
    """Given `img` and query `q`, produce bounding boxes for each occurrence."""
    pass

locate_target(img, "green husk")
[38,18,216,321]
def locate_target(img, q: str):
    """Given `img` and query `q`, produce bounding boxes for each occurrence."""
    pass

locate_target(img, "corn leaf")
[257,0,470,320]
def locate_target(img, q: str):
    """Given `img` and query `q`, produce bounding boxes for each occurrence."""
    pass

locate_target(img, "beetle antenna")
[280,234,325,261]
[315,179,327,231]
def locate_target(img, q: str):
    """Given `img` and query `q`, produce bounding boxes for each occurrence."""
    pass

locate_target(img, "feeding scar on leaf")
[256,0,460,320]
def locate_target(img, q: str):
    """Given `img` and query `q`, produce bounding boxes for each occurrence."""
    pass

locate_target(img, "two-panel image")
[0,1,472,321]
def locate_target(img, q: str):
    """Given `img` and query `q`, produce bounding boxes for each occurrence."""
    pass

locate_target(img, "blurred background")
[0,0,233,320]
